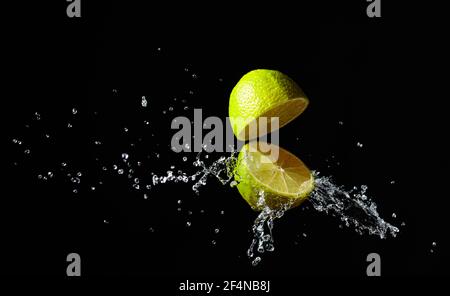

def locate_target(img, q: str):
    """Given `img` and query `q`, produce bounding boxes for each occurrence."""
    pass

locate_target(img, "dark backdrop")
[2,0,449,283]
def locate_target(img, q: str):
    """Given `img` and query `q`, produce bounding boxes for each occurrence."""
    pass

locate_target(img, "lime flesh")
[235,142,314,211]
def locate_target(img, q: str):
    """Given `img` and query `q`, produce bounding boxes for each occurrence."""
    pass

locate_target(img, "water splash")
[309,172,399,239]
[149,149,237,195]
[244,172,399,266]
[246,192,293,265]
[11,100,399,267]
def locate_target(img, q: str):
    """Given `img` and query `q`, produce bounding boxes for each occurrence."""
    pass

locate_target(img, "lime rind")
[229,69,309,141]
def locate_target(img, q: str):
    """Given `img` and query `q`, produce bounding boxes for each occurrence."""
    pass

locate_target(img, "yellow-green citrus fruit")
[229,69,309,141]
[234,142,314,211]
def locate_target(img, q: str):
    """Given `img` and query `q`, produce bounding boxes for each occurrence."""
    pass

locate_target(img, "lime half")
[235,142,314,211]
[229,69,309,141]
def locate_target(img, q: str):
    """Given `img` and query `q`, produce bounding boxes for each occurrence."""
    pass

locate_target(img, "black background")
[2,0,449,283]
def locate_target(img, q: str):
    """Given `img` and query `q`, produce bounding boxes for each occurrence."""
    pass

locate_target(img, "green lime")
[229,69,309,141]
[235,142,314,211]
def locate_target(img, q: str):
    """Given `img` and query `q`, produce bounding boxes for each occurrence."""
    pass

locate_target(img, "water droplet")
[122,153,129,160]
[157,47,161,52]
[112,88,118,93]
[162,110,167,114]
[24,149,30,154]
[214,228,220,234]
[37,174,43,179]
[47,171,53,178]
[357,142,363,148]
[73,189,78,194]
[123,127,128,133]
[143,194,148,199]
[184,67,189,72]
[220,210,225,215]
[252,257,261,266]
[392,213,397,218]
[67,123,72,128]
[192,74,198,79]
[302,233,307,238]
[168,107,173,111]
[182,156,187,162]
[338,121,344,125]
[390,180,396,184]
[141,96,148,107]
[144,120,149,125]
[401,222,406,226]
[189,90,194,95]
[91,186,96,191]
[432,241,437,247]
[211,240,216,246]
[186,221,191,227]
[117,169,124,175]
[94,140,102,145]
[34,112,41,120]
[103,219,109,224]
[72,108,77,115]
[149,227,154,232]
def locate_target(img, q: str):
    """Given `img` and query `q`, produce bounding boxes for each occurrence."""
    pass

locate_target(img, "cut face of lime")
[235,142,314,211]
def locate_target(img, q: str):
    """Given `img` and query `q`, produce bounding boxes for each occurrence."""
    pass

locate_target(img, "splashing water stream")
[11,102,399,267]
[148,152,399,265]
